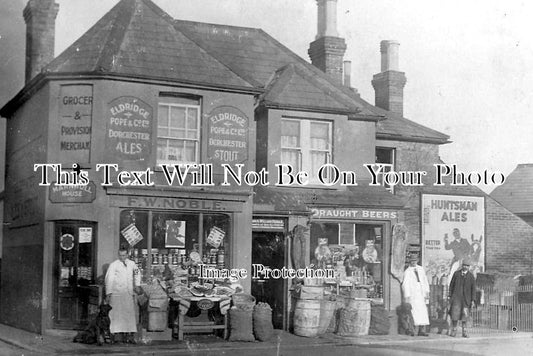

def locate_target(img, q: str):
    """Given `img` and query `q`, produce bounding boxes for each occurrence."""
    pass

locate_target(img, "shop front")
[307,206,399,307]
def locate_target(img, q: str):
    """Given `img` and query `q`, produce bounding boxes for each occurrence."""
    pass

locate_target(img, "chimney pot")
[343,60,351,87]
[380,40,400,72]
[24,0,59,83]
[316,0,339,39]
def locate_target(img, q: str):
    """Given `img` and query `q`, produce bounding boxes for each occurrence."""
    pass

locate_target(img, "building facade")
[1,0,533,334]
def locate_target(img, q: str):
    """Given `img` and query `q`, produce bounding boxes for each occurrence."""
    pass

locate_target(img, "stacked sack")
[253,302,274,341]
[229,294,256,342]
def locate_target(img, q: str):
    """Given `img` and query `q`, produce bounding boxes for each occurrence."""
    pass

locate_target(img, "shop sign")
[49,182,96,203]
[206,106,249,171]
[421,194,485,284]
[110,196,242,212]
[106,96,152,162]
[252,218,285,231]
[310,208,397,220]
[58,85,93,163]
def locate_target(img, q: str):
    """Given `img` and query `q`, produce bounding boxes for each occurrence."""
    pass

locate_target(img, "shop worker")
[448,257,476,338]
[105,245,142,343]
[402,254,430,336]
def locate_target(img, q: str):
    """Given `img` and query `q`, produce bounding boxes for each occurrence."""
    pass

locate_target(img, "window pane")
[158,127,168,137]
[281,120,300,148]
[184,141,196,162]
[188,108,198,129]
[186,129,198,139]
[167,140,184,162]
[170,107,186,129]
[158,105,169,127]
[157,139,168,160]
[169,128,185,139]
[310,151,327,173]
[310,122,329,150]
[281,149,300,170]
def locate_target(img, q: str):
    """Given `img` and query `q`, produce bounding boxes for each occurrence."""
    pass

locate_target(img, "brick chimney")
[23,0,59,83]
[371,40,407,115]
[308,0,346,84]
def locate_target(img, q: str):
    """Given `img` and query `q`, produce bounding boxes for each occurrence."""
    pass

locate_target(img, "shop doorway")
[251,231,287,329]
[53,221,96,329]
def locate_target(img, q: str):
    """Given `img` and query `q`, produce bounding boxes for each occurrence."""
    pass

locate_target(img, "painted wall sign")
[252,218,285,231]
[106,96,152,161]
[206,106,249,171]
[421,194,485,285]
[49,182,96,203]
[109,196,242,212]
[310,208,398,220]
[58,85,93,163]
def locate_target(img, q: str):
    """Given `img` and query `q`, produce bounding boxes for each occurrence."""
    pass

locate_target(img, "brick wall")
[380,140,533,275]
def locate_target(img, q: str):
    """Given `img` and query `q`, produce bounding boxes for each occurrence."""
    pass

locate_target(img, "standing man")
[105,245,141,343]
[444,228,471,285]
[402,254,430,336]
[448,258,476,338]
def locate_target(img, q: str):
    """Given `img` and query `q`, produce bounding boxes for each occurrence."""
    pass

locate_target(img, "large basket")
[232,293,256,311]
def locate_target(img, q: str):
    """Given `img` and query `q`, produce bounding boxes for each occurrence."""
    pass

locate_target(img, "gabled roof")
[45,0,254,89]
[260,63,376,117]
[2,0,449,145]
[490,164,533,214]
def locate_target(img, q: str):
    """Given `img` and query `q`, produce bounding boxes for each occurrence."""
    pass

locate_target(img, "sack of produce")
[253,302,274,341]
[369,304,390,335]
[229,307,255,342]
[232,293,256,312]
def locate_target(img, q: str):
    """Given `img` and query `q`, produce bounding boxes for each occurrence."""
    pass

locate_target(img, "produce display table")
[172,296,231,340]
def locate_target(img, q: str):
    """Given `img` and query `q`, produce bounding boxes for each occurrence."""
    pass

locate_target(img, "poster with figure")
[421,194,485,285]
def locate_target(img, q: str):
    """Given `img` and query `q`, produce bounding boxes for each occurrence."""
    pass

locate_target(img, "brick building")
[1,0,532,334]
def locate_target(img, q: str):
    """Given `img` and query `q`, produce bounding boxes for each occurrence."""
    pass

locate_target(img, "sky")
[1,0,532,194]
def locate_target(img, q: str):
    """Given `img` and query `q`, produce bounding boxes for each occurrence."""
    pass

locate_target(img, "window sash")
[157,103,200,164]
[281,118,332,183]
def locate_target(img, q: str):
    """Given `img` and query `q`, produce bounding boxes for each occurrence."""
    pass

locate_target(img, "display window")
[119,210,230,284]
[310,221,384,299]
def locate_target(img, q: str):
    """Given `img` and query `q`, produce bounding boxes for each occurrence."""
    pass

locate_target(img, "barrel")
[293,299,321,337]
[318,300,336,334]
[336,298,371,337]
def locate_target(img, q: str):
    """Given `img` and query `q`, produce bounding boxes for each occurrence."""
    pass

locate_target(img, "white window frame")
[281,118,333,184]
[157,102,201,165]
[375,147,395,193]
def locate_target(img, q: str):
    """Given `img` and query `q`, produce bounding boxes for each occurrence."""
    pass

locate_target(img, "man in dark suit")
[448,258,476,338]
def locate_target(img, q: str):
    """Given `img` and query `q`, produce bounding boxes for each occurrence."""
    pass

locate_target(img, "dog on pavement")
[73,304,112,346]
[397,303,416,336]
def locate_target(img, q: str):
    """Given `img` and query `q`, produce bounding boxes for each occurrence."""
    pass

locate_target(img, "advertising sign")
[106,96,152,162]
[421,194,485,284]
[58,85,93,163]
[206,106,249,171]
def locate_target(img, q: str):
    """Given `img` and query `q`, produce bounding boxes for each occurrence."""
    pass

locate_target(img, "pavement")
[0,323,532,356]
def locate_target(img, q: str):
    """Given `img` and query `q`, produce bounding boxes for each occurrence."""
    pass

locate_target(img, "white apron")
[108,294,137,333]
[402,265,430,326]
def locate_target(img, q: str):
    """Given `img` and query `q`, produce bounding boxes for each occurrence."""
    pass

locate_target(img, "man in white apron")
[402,254,430,336]
[105,246,141,343]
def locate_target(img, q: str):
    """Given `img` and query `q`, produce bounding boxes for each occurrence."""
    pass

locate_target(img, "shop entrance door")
[251,232,287,329]
[53,221,96,329]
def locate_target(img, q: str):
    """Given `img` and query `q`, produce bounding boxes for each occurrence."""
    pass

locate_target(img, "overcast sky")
[1,0,532,193]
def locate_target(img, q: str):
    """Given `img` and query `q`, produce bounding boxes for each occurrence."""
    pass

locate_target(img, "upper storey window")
[281,118,332,184]
[157,96,201,165]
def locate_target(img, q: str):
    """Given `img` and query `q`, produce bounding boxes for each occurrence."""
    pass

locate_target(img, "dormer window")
[281,118,332,184]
